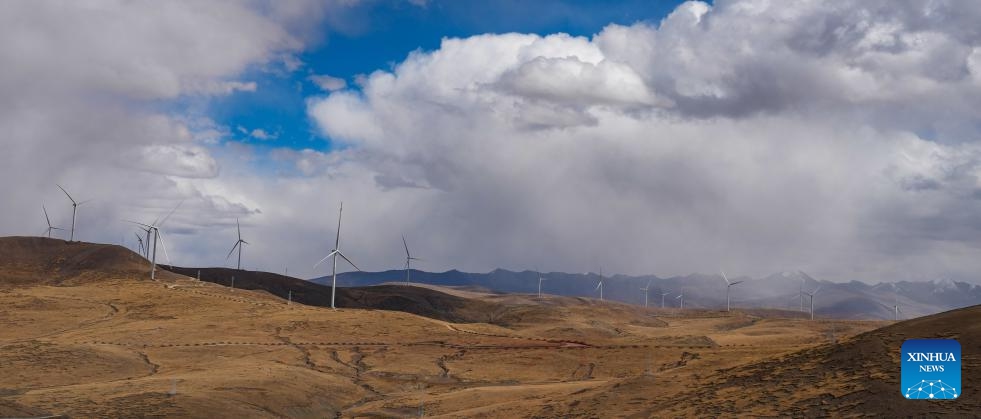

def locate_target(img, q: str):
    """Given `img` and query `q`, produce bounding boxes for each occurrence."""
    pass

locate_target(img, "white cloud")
[249,128,277,140]
[3,0,981,283]
[185,80,258,96]
[302,0,981,282]
[0,1,327,267]
[309,74,348,91]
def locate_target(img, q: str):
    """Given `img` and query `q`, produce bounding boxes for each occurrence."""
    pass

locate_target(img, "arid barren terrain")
[0,237,977,417]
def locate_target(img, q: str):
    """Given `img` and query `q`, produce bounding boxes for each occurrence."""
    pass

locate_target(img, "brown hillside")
[631,304,981,417]
[159,266,506,324]
[1,235,896,417]
[0,237,178,286]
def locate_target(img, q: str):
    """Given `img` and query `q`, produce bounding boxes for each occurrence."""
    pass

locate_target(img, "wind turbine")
[134,233,145,256]
[887,285,904,321]
[537,271,547,299]
[225,218,249,270]
[803,286,821,320]
[660,291,670,308]
[676,289,685,309]
[640,280,652,307]
[594,269,604,301]
[402,234,421,284]
[56,184,89,242]
[126,200,182,280]
[41,205,63,238]
[132,224,152,258]
[314,202,361,309]
[799,276,805,312]
[880,300,902,321]
[721,270,744,312]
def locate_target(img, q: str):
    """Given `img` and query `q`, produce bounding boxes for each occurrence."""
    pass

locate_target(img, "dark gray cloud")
[3,1,981,283]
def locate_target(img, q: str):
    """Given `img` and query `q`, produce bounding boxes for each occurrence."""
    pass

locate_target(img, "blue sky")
[210,0,689,153]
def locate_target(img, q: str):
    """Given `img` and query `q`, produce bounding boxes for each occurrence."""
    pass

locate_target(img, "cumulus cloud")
[3,0,981,283]
[249,129,277,140]
[0,0,325,265]
[309,74,348,91]
[304,0,981,282]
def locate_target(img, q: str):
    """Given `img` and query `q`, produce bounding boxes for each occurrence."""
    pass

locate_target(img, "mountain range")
[315,269,981,320]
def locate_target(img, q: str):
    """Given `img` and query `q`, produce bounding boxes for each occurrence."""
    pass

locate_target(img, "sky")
[2,0,981,283]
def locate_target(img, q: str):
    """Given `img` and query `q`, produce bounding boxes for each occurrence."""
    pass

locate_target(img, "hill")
[159,266,506,324]
[0,236,177,286]
[617,304,981,417]
[4,237,958,417]
[324,269,981,320]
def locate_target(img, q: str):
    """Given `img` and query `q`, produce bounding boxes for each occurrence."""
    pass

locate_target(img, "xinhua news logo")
[901,339,960,400]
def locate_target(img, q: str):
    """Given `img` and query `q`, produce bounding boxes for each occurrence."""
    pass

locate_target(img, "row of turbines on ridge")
[41,185,905,320]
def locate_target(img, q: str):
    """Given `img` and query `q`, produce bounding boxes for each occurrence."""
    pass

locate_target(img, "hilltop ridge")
[0,236,178,286]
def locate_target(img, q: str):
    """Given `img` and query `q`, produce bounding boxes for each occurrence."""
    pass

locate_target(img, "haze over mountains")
[2,236,978,417]
[318,269,981,321]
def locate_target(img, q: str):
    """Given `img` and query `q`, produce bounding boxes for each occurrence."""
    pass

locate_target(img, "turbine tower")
[126,200,182,280]
[314,202,361,309]
[134,233,144,256]
[799,276,805,312]
[888,285,904,321]
[402,234,420,284]
[133,225,152,258]
[803,286,821,320]
[225,218,249,270]
[661,291,670,308]
[56,184,89,242]
[41,205,63,238]
[537,271,547,299]
[595,269,604,301]
[721,270,744,312]
[640,280,652,307]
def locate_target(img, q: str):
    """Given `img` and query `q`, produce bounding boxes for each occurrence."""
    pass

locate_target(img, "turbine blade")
[236,218,241,241]
[76,199,93,206]
[56,184,76,204]
[595,282,602,290]
[812,286,822,295]
[336,251,360,271]
[157,200,184,228]
[313,250,338,269]
[123,219,153,229]
[402,234,409,257]
[225,241,240,261]
[156,229,172,266]
[334,202,343,250]
[43,204,52,227]
[731,280,744,286]
[721,270,729,284]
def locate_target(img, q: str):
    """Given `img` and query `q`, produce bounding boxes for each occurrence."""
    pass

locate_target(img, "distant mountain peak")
[932,277,959,293]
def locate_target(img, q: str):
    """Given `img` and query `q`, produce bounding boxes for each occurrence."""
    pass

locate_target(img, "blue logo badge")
[901,339,960,399]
